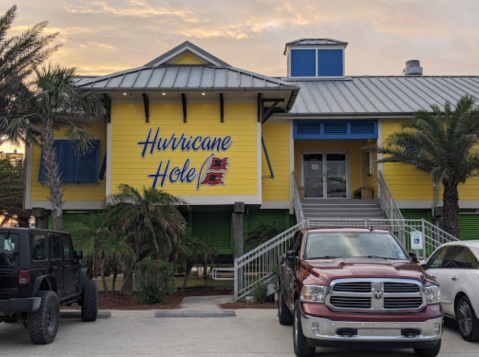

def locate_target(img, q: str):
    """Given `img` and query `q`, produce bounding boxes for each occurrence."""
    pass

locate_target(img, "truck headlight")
[423,286,441,304]
[300,285,327,303]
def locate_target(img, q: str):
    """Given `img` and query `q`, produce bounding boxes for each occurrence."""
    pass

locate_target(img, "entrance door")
[303,153,347,198]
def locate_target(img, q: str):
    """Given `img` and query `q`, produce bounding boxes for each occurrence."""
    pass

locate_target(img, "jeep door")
[49,233,64,298]
[30,232,50,296]
[61,234,77,296]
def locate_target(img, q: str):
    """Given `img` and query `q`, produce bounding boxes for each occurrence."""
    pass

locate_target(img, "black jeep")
[0,228,98,344]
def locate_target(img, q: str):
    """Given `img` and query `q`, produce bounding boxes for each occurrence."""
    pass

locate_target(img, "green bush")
[134,257,175,304]
[251,282,269,303]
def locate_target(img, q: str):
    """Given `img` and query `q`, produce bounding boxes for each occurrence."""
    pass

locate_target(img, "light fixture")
[201,92,206,96]
[162,93,166,96]
[123,92,128,96]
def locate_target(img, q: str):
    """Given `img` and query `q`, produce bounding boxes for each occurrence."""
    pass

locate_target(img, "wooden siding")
[171,54,205,65]
[30,121,107,202]
[262,123,290,201]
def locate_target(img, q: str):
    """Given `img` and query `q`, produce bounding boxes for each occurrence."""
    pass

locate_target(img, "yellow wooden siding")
[362,139,378,198]
[294,140,362,199]
[262,123,290,201]
[171,54,205,65]
[382,121,479,201]
[30,122,107,202]
[110,102,258,196]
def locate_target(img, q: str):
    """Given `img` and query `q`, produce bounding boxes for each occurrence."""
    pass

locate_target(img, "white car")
[423,241,479,341]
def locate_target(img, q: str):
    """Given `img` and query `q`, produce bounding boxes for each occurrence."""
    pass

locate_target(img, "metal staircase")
[221,171,459,301]
[302,198,384,219]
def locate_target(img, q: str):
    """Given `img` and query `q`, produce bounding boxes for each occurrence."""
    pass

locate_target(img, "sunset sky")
[3,0,479,78]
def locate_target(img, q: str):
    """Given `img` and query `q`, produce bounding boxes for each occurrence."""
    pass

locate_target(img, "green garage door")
[192,211,232,255]
[458,215,479,241]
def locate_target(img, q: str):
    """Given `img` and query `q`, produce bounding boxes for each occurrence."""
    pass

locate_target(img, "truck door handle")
[451,277,457,281]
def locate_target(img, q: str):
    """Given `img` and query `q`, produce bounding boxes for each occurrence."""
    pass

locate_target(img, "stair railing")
[293,172,304,223]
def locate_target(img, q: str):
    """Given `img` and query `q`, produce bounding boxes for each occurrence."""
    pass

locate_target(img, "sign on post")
[411,231,423,250]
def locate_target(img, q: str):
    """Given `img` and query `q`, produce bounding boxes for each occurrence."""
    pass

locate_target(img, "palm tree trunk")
[442,181,460,237]
[120,257,135,296]
[41,119,63,230]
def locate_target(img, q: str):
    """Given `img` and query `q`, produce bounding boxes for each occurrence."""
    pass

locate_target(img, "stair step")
[302,199,379,204]
[304,212,384,218]
[302,204,381,209]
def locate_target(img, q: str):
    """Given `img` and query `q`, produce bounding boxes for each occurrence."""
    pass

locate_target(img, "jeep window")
[49,234,62,260]
[0,232,19,267]
[427,246,447,269]
[32,234,48,260]
[304,232,408,260]
[62,234,73,260]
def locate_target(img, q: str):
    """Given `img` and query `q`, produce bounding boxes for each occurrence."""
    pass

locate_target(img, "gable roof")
[284,38,348,55]
[284,76,479,116]
[143,41,230,67]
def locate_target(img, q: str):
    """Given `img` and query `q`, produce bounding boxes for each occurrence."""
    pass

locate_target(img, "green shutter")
[458,215,479,241]
[401,209,432,222]
[63,213,91,251]
[247,210,288,234]
[192,211,232,255]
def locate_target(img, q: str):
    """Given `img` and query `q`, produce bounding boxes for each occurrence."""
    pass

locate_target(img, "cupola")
[284,38,348,78]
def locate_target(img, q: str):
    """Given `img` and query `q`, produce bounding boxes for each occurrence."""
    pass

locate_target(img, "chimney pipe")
[403,60,423,76]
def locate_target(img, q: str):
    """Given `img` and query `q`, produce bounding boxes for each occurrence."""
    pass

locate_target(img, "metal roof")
[144,41,230,67]
[284,38,348,54]
[76,65,298,92]
[285,76,479,117]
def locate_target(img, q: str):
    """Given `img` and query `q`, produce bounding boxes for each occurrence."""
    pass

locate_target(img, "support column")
[233,202,245,259]
[32,207,49,229]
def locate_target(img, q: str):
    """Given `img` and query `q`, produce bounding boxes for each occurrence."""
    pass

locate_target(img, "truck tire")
[293,300,315,357]
[414,340,441,357]
[278,289,293,325]
[27,290,59,344]
[81,280,98,322]
[456,296,479,341]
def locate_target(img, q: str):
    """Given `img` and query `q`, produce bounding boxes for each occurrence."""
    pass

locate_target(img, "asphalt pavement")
[0,309,477,357]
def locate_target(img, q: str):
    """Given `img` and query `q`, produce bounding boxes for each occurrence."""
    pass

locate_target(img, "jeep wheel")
[293,300,315,357]
[81,280,98,322]
[414,340,441,357]
[27,291,59,344]
[278,289,293,325]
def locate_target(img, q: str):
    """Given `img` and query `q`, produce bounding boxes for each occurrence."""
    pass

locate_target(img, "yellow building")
[25,39,479,255]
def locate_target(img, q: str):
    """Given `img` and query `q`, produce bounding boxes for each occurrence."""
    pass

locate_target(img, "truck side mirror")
[75,250,83,261]
[286,250,295,262]
[409,252,418,264]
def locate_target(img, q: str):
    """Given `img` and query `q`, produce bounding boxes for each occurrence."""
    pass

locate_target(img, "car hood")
[302,258,428,285]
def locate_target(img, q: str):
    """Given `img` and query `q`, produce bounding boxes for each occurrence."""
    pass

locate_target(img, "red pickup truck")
[278,228,442,357]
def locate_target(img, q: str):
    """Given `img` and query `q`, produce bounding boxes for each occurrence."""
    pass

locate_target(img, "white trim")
[181,195,262,205]
[260,201,290,209]
[257,121,262,205]
[377,120,383,198]
[31,201,103,210]
[396,200,479,209]
[360,144,364,187]
[289,120,295,214]
[24,144,33,209]
[106,121,112,197]
[150,46,223,67]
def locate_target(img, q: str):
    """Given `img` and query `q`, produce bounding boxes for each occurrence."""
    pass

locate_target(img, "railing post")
[234,258,238,301]
[421,219,426,260]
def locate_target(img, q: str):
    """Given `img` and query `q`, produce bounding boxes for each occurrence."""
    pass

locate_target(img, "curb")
[155,310,236,318]
[60,311,112,319]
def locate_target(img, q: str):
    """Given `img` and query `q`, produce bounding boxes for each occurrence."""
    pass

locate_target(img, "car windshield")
[0,232,19,267]
[304,232,408,260]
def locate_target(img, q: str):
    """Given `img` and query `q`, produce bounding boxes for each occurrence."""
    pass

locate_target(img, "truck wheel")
[414,340,441,357]
[293,300,315,357]
[278,289,293,325]
[27,290,59,344]
[456,296,479,341]
[81,280,98,322]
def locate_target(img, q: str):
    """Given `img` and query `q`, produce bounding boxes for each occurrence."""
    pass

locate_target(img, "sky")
[3,0,479,77]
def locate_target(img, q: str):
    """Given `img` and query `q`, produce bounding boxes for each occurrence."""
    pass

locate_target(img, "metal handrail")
[293,172,304,223]
[378,170,404,221]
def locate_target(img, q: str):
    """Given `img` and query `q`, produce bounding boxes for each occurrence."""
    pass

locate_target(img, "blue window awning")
[294,120,378,140]
[38,139,101,183]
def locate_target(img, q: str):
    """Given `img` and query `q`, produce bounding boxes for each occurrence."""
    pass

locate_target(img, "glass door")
[303,152,347,198]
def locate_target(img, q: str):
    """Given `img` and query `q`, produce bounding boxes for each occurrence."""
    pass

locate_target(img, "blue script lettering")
[148,159,197,188]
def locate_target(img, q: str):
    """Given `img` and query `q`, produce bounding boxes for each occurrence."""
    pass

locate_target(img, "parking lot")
[0,309,476,357]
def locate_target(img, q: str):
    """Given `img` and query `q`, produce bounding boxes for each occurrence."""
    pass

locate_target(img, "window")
[38,139,100,183]
[290,49,316,77]
[427,247,447,269]
[443,246,467,269]
[49,234,62,260]
[0,232,19,267]
[294,120,378,140]
[32,234,48,261]
[317,49,343,77]
[465,248,479,269]
[62,235,73,260]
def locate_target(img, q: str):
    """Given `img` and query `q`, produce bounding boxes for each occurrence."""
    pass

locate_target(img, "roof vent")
[403,60,423,76]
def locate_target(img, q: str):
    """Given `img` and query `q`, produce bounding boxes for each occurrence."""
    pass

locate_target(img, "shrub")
[134,257,175,304]
[251,282,269,303]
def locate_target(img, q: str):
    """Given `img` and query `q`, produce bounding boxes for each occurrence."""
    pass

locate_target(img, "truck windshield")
[0,232,19,267]
[305,232,408,260]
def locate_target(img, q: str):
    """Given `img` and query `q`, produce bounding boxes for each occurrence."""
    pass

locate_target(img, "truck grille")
[327,279,425,313]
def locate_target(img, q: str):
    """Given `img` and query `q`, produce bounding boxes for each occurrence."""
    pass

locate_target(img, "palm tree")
[372,95,479,237]
[103,184,188,295]
[0,5,58,114]
[1,65,105,230]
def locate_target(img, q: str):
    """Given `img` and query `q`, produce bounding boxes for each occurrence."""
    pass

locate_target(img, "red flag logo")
[200,172,226,186]
[207,157,229,171]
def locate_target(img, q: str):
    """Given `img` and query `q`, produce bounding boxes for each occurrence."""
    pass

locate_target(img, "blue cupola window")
[317,49,343,77]
[290,49,316,77]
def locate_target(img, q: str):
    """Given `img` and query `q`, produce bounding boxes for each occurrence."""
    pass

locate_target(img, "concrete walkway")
[180,295,233,310]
